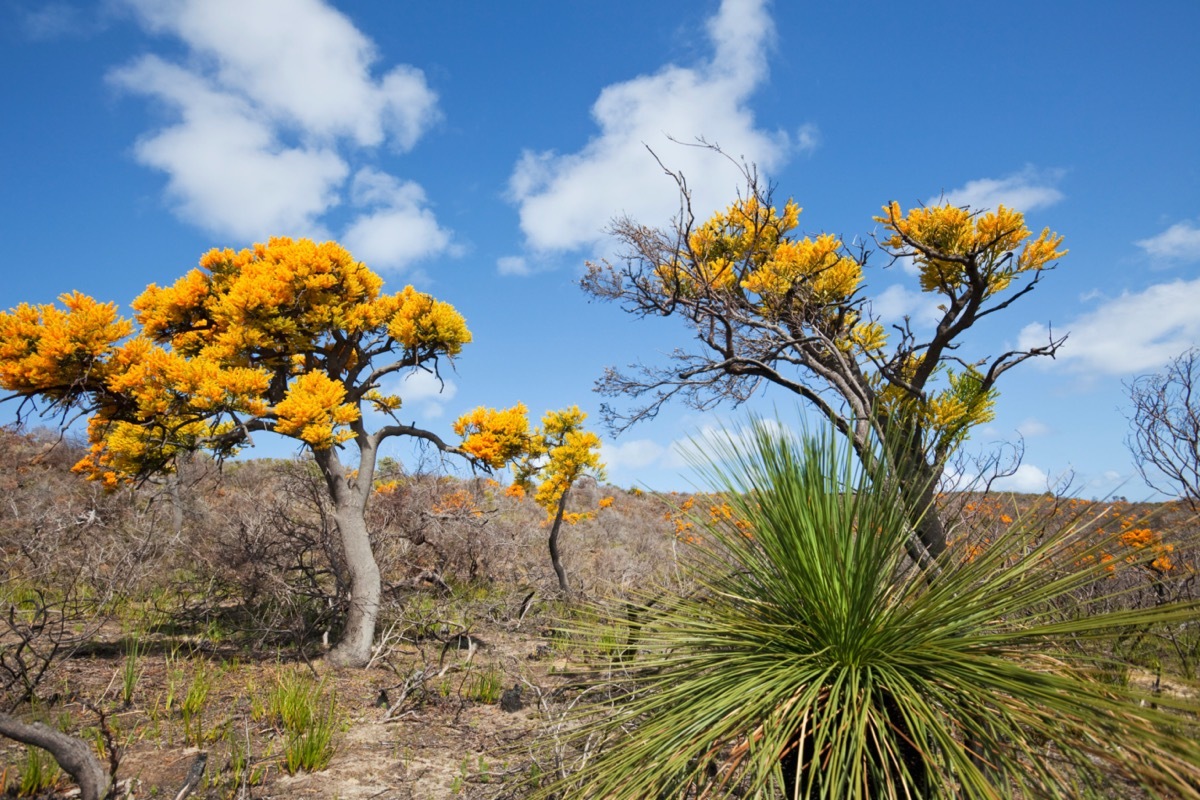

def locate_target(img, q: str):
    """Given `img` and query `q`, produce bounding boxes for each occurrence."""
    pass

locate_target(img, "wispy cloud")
[603,438,667,475]
[389,369,458,420]
[1015,418,1051,438]
[1018,278,1200,375]
[505,0,794,257]
[937,166,1065,213]
[1136,219,1200,263]
[110,0,448,272]
[17,2,101,40]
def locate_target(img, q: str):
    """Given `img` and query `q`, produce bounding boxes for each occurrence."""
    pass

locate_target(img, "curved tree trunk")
[548,491,570,594]
[0,714,110,800]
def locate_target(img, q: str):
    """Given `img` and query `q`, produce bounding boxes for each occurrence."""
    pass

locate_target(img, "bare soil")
[0,617,563,799]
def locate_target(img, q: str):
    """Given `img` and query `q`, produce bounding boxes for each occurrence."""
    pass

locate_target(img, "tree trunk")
[312,445,382,669]
[548,491,570,594]
[326,505,382,668]
[909,468,947,559]
[0,714,111,800]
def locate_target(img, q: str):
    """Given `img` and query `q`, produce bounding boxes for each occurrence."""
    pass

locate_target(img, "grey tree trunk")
[312,445,382,669]
[326,505,381,667]
[0,714,110,800]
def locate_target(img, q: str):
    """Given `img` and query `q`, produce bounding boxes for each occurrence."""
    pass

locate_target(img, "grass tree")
[526,420,1200,799]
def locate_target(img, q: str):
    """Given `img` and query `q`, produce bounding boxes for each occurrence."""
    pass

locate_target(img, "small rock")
[500,684,523,712]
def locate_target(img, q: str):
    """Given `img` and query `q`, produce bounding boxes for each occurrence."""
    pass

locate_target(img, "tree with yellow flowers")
[0,237,522,668]
[584,165,1067,563]
[456,404,604,593]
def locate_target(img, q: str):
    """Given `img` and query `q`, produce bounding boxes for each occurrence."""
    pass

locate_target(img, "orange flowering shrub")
[665,496,753,545]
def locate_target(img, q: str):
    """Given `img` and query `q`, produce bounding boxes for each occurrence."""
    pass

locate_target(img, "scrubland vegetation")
[0,425,1197,798]
[2,173,1198,796]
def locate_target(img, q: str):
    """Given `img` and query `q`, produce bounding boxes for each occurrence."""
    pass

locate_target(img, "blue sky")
[2,0,1199,498]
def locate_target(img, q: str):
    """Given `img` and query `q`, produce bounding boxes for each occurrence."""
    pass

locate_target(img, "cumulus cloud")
[496,256,533,277]
[342,169,455,272]
[794,123,821,155]
[937,166,1065,213]
[110,56,349,240]
[664,419,787,470]
[506,0,792,254]
[603,439,667,474]
[991,463,1055,494]
[110,0,449,270]
[119,0,438,147]
[1018,278,1200,375]
[1136,219,1200,263]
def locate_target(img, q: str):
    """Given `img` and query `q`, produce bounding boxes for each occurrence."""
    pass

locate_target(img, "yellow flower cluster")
[1119,526,1175,573]
[273,371,360,449]
[530,428,603,520]
[741,233,862,309]
[1,236,485,486]
[432,489,483,518]
[386,286,472,357]
[135,235,471,387]
[106,338,270,418]
[658,197,879,357]
[876,202,1066,297]
[658,198,801,296]
[0,292,131,398]
[877,359,997,452]
[454,403,531,469]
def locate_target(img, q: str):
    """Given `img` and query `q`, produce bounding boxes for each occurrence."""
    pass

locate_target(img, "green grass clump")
[269,669,338,774]
[464,664,504,704]
[14,745,62,796]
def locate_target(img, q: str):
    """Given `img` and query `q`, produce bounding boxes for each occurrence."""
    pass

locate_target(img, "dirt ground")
[0,618,565,800]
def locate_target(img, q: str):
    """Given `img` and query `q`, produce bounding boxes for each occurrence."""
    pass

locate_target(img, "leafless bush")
[1128,347,1200,509]
[0,428,164,705]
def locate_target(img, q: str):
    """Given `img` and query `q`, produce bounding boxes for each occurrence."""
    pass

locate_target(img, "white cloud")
[110,0,449,269]
[110,56,349,239]
[119,0,438,147]
[603,439,667,473]
[1018,278,1200,375]
[18,2,98,39]
[390,369,458,420]
[497,256,533,277]
[342,169,454,272]
[870,283,942,328]
[1136,219,1200,263]
[507,0,790,253]
[794,122,821,155]
[938,166,1065,213]
[1015,418,1050,438]
[991,463,1053,494]
[665,419,787,470]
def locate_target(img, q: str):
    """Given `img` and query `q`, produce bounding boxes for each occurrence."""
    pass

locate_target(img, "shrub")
[526,420,1200,799]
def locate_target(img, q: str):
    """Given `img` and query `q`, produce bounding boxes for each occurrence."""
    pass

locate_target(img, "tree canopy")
[0,237,536,666]
[584,168,1067,558]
